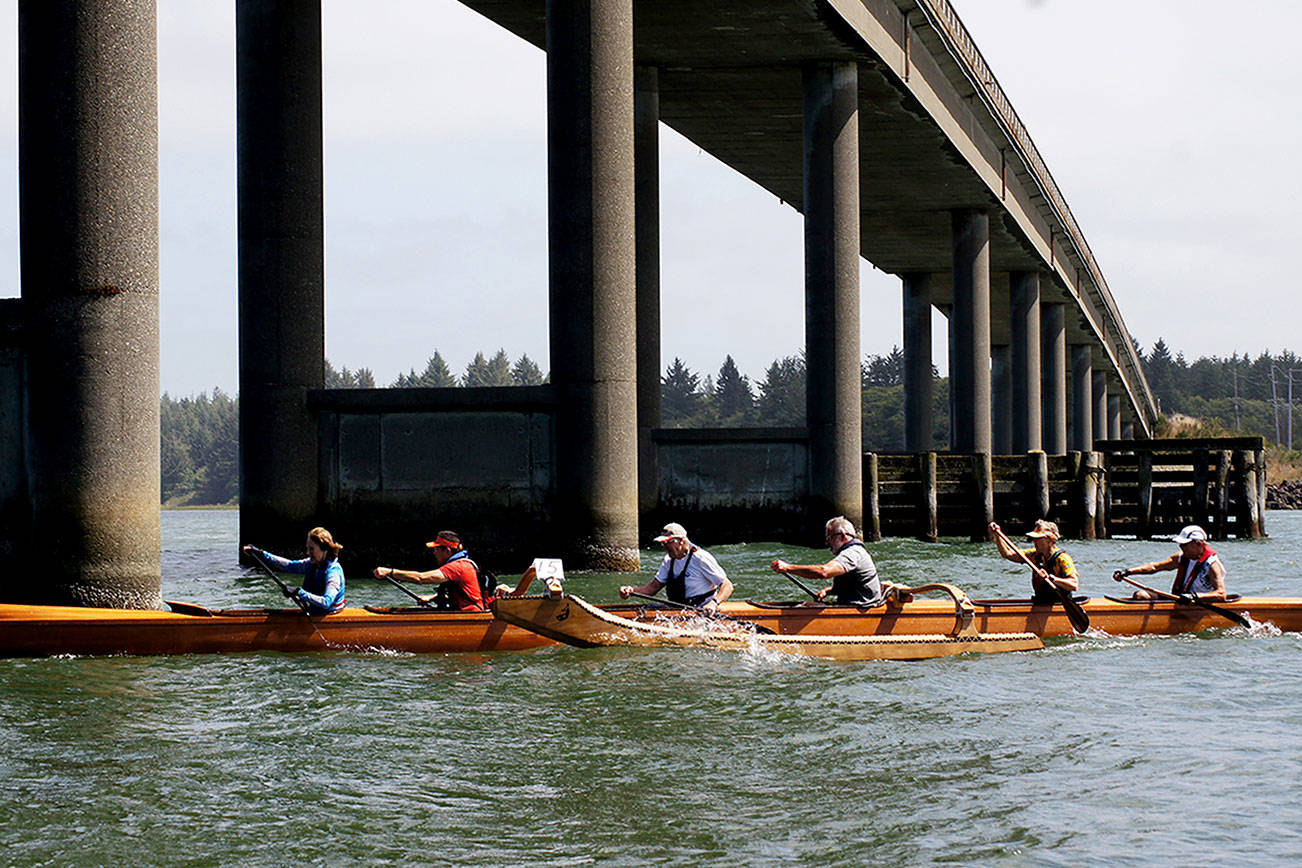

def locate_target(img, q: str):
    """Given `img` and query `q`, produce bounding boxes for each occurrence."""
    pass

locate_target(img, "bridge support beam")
[902,273,934,452]
[950,209,991,453]
[803,61,862,529]
[992,344,1012,454]
[1070,345,1094,452]
[1042,302,1068,454]
[546,0,639,569]
[635,65,660,515]
[1010,271,1042,452]
[18,1,161,607]
[237,1,325,557]
[1108,394,1122,441]
[1092,370,1109,448]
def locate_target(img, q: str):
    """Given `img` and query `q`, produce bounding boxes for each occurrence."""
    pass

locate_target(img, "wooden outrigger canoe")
[0,601,554,657]
[717,595,1302,638]
[493,585,1044,661]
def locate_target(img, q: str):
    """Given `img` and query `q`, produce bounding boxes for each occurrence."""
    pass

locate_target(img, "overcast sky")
[0,0,1297,396]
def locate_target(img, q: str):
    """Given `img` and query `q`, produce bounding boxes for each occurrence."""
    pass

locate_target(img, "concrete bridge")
[0,1,1157,606]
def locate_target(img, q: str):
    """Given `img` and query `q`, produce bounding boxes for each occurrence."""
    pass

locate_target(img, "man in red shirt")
[373,530,486,611]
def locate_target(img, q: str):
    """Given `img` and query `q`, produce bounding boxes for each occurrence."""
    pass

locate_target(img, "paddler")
[990,519,1079,603]
[243,527,346,614]
[619,522,734,614]
[770,516,884,606]
[1114,524,1228,603]
[374,530,488,611]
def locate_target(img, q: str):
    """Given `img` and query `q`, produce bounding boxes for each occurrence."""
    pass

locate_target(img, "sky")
[0,0,1298,396]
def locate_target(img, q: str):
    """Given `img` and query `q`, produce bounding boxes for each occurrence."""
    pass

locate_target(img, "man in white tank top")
[1114,524,1228,603]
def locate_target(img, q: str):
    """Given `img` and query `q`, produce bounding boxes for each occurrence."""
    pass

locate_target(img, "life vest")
[432,550,488,611]
[1173,546,1220,595]
[663,546,698,605]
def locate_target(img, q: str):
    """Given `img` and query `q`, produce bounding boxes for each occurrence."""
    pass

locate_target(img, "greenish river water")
[3,511,1301,866]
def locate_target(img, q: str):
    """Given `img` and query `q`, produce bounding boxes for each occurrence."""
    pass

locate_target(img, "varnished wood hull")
[493,595,1044,660]
[0,603,551,657]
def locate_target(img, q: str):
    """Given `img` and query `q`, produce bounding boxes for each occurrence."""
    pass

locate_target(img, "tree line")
[160,342,1300,505]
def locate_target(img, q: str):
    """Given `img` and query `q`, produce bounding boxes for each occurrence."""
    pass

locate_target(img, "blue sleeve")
[261,551,308,574]
[297,561,345,613]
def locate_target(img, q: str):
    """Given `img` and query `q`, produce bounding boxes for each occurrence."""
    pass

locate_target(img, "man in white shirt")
[618,522,734,614]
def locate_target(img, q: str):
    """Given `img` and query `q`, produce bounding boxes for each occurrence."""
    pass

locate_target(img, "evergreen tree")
[713,355,754,423]
[512,353,545,386]
[464,349,513,387]
[863,346,905,387]
[756,354,805,425]
[398,352,457,388]
[661,357,702,425]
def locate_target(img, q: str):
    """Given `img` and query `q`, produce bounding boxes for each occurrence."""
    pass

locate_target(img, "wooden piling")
[1137,451,1153,540]
[1193,447,1210,522]
[1212,450,1231,539]
[1095,451,1108,539]
[919,451,938,542]
[1235,449,1261,539]
[1028,450,1050,520]
[1255,447,1268,537]
[863,452,882,542]
[972,452,993,542]
[1080,451,1098,540]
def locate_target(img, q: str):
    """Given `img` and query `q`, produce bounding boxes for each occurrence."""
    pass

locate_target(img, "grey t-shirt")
[831,541,882,605]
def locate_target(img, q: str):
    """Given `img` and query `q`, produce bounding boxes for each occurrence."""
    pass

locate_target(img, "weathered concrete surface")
[902,273,934,452]
[18,1,161,607]
[0,301,26,595]
[1042,302,1067,454]
[803,61,862,531]
[546,0,640,570]
[950,209,991,453]
[237,0,326,559]
[635,65,661,514]
[457,0,1156,432]
[1010,271,1042,452]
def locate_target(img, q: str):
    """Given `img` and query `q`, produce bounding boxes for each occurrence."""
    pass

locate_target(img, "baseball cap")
[653,522,687,543]
[1172,525,1208,545]
[1026,519,1060,540]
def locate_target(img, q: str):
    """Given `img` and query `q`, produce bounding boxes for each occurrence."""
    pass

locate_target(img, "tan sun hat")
[653,522,687,543]
[1026,520,1060,540]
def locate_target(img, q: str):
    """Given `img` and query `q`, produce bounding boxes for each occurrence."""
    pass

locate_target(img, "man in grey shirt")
[770,516,884,606]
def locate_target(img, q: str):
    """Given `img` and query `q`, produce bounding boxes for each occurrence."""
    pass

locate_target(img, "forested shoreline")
[161,343,1302,505]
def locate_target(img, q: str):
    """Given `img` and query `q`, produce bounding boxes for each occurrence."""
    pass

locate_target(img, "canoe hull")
[0,603,550,657]
[493,595,1044,661]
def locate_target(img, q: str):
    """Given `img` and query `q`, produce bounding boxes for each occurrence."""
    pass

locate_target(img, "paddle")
[377,570,438,609]
[246,548,313,616]
[1112,571,1251,628]
[625,590,777,635]
[990,525,1090,633]
[777,571,824,602]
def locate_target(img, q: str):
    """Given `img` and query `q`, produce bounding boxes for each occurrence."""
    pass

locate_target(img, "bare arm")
[988,523,1023,564]
[619,578,666,599]
[373,566,448,585]
[1122,553,1181,576]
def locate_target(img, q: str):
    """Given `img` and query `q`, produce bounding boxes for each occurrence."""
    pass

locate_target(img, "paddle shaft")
[379,570,438,609]
[992,526,1090,633]
[248,549,313,616]
[625,591,776,635]
[780,572,824,601]
[1113,573,1251,628]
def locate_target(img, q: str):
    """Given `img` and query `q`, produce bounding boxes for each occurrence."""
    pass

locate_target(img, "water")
[3,512,1301,866]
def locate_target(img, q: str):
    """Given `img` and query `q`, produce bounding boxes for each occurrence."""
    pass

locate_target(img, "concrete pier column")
[546,0,639,569]
[237,1,324,555]
[1121,421,1135,441]
[635,66,660,515]
[902,273,934,452]
[803,61,862,529]
[1041,302,1068,454]
[1092,370,1108,447]
[991,344,1012,454]
[1070,345,1094,452]
[1010,271,1042,452]
[1108,394,1122,440]
[950,209,991,453]
[19,1,161,607]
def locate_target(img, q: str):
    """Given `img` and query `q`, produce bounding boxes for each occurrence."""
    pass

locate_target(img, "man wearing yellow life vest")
[1114,524,1228,603]
[990,519,1080,603]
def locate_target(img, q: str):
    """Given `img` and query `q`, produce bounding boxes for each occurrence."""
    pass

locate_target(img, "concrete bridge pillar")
[950,209,991,453]
[992,344,1012,454]
[546,0,640,569]
[1010,271,1042,452]
[902,273,934,452]
[803,61,862,529]
[237,1,325,555]
[1092,370,1109,447]
[18,1,161,607]
[1070,344,1094,452]
[1108,394,1122,441]
[1041,302,1068,454]
[635,65,661,515]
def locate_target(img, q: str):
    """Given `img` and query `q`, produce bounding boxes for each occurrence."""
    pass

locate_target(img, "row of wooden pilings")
[858,438,1267,542]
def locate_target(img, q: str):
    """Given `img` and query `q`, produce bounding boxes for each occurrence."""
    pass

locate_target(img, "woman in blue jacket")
[242,527,346,614]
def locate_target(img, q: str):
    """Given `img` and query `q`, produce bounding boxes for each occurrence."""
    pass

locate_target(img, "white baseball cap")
[653,522,688,543]
[1172,525,1208,545]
